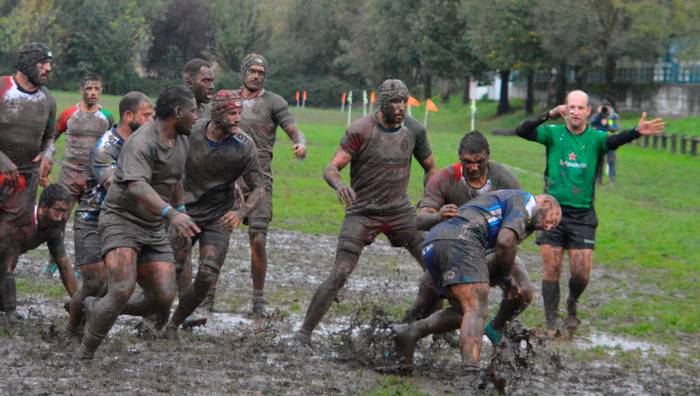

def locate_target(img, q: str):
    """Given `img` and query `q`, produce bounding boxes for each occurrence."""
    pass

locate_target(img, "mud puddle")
[2,227,699,395]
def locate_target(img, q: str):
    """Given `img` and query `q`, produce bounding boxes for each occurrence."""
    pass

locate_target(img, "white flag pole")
[470,98,477,131]
[347,91,353,126]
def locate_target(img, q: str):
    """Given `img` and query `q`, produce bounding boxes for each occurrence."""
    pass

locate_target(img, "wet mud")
[2,228,699,395]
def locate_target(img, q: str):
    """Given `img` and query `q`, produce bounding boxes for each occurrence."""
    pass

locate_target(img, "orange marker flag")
[341,92,347,104]
[407,96,421,107]
[370,91,377,104]
[425,98,439,113]
[295,90,300,102]
[303,91,308,101]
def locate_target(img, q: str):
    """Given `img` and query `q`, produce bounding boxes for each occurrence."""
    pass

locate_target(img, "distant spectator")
[591,98,621,185]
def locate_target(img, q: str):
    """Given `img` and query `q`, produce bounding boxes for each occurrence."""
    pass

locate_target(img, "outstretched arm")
[416,205,459,230]
[323,148,355,205]
[607,112,665,150]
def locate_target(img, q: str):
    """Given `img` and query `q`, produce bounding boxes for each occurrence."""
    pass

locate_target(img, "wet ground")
[2,228,699,395]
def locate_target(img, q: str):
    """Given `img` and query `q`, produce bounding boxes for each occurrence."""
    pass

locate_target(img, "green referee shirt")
[535,124,608,209]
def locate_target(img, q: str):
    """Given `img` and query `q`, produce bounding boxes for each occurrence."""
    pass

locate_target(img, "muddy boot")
[160,323,179,340]
[1,273,17,313]
[200,289,215,312]
[391,323,417,372]
[77,297,101,360]
[182,315,208,330]
[251,289,266,317]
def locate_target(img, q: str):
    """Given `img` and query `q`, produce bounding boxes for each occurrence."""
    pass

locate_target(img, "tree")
[148,0,214,78]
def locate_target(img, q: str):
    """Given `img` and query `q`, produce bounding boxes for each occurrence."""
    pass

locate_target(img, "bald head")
[566,90,589,107]
[534,194,561,231]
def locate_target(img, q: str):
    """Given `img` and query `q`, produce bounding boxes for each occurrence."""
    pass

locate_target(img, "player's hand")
[220,210,242,232]
[438,204,459,219]
[548,105,567,120]
[637,112,665,135]
[0,167,21,189]
[336,185,356,206]
[33,154,53,185]
[292,143,306,159]
[170,212,201,238]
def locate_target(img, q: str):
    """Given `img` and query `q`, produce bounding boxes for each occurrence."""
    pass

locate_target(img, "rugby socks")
[541,280,560,329]
[0,273,16,312]
[567,277,587,317]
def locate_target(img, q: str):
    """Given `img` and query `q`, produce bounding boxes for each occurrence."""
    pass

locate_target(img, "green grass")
[45,92,700,343]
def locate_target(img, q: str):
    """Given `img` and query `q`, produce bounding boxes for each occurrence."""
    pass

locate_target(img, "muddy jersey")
[56,104,114,170]
[102,122,189,229]
[425,190,536,249]
[420,161,520,210]
[196,103,211,120]
[183,120,263,224]
[232,88,296,185]
[340,114,432,215]
[74,126,125,225]
[0,76,56,173]
[17,206,66,259]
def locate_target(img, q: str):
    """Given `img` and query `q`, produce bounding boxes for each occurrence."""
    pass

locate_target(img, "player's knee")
[520,285,535,306]
[83,278,106,296]
[108,282,136,305]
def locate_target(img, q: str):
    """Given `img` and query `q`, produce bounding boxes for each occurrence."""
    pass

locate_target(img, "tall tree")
[467,0,542,115]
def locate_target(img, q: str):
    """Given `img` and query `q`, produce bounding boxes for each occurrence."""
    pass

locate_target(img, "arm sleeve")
[515,112,549,142]
[271,95,295,130]
[55,105,71,137]
[606,128,640,151]
[339,127,364,157]
[115,138,152,183]
[412,123,432,162]
[500,194,534,242]
[240,142,264,191]
[92,139,118,186]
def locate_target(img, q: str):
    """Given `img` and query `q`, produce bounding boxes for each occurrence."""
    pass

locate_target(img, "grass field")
[48,91,699,345]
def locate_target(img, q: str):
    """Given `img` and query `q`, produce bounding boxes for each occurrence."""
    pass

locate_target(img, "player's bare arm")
[127,180,200,237]
[282,123,307,159]
[324,148,355,205]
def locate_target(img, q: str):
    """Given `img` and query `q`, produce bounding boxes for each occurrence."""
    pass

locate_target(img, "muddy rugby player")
[163,90,265,337]
[183,58,215,120]
[54,73,114,209]
[406,131,536,346]
[0,184,76,313]
[65,92,153,337]
[393,190,561,372]
[0,43,57,316]
[295,79,437,345]
[228,53,307,316]
[78,86,201,359]
[514,90,664,335]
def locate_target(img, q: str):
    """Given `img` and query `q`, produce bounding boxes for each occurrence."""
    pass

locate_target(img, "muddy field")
[2,228,699,395]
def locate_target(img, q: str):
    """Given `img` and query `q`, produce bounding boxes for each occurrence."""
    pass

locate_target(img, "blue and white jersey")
[74,126,124,224]
[425,189,537,248]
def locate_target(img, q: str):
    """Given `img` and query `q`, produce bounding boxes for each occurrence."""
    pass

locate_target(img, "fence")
[532,63,700,85]
[631,133,700,156]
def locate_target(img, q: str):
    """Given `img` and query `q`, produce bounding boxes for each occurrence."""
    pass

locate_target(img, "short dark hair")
[458,130,490,155]
[39,184,68,208]
[182,58,211,79]
[155,86,195,120]
[80,73,102,87]
[119,91,149,119]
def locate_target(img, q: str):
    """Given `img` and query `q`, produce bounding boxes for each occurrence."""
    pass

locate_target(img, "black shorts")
[337,208,422,256]
[74,219,101,266]
[536,206,597,250]
[422,237,489,297]
[99,210,173,264]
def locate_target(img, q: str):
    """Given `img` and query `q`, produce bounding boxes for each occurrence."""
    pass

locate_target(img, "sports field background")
[48,91,700,348]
